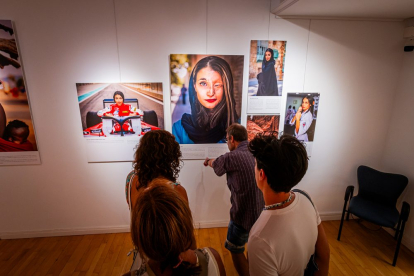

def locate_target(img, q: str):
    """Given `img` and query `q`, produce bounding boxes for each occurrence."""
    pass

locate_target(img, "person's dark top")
[212,140,264,231]
[257,58,278,96]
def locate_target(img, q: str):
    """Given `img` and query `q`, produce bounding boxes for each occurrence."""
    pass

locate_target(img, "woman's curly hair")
[133,130,182,187]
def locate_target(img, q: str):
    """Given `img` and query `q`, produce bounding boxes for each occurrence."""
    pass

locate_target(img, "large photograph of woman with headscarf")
[171,55,243,144]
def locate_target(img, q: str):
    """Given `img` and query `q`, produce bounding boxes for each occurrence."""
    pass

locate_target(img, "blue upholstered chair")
[337,165,410,266]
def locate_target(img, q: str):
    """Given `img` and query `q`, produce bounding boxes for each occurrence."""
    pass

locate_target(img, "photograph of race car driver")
[97,91,142,134]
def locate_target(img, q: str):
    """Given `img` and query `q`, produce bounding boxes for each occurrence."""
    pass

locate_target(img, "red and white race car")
[83,98,159,137]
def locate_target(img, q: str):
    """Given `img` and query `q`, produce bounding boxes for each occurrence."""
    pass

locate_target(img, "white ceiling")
[271,0,414,21]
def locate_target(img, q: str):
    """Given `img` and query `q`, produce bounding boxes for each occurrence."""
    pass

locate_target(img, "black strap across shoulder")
[292,188,318,276]
[292,189,314,208]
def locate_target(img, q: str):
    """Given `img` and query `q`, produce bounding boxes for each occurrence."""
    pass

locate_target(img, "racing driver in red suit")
[97,91,142,133]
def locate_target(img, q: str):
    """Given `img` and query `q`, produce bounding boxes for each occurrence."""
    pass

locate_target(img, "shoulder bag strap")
[128,172,135,212]
[292,189,319,275]
[292,188,314,208]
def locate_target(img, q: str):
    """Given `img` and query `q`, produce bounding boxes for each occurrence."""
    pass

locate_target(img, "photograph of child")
[0,120,34,151]
[0,20,38,153]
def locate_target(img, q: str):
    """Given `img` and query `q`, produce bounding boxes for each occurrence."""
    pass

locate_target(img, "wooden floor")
[1,220,414,275]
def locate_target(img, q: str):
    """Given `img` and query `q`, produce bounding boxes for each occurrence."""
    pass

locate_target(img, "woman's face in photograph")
[302,98,311,111]
[265,51,272,61]
[195,67,224,109]
[114,94,124,106]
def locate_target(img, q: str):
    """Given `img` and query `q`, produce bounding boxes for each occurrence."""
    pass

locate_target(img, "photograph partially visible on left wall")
[76,82,164,163]
[0,20,41,165]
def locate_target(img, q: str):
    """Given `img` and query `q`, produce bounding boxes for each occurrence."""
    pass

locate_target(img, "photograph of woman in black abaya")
[247,40,286,102]
[257,48,279,96]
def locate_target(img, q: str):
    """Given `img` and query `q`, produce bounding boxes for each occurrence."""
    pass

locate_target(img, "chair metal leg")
[337,207,346,241]
[345,186,354,221]
[338,185,353,241]
[393,220,406,266]
[392,201,410,266]
[346,195,353,221]
[394,217,402,240]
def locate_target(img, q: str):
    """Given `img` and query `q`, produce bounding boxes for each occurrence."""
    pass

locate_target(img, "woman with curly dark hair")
[125,130,188,210]
[125,130,194,272]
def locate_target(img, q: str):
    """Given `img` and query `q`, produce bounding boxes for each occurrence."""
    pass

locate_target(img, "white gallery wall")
[0,0,411,250]
[381,52,414,251]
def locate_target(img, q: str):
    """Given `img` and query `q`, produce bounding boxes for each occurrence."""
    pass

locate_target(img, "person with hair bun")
[173,56,239,144]
[125,180,226,276]
[247,133,330,276]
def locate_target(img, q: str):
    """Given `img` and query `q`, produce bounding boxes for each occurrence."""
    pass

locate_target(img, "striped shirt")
[212,140,264,232]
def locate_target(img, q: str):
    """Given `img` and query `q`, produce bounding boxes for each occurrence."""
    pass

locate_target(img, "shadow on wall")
[192,166,229,227]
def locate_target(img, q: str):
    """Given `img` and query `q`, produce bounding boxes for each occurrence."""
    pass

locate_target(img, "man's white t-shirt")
[248,192,321,276]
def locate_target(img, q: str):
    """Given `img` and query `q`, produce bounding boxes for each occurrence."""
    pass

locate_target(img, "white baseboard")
[0,222,231,240]
[320,212,343,221]
[193,220,229,229]
[3,212,412,255]
[193,213,345,228]
[0,213,342,240]
[0,225,130,240]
